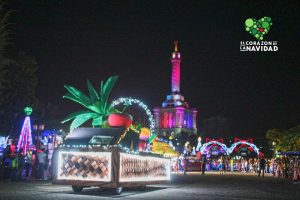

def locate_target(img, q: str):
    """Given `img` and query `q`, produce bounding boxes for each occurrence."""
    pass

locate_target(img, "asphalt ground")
[0,172,299,200]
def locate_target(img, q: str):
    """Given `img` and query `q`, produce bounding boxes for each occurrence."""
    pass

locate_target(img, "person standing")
[202,154,207,175]
[10,151,18,181]
[17,149,25,180]
[31,150,37,179]
[37,149,46,180]
[24,150,33,180]
[182,156,187,175]
[218,157,223,174]
[222,156,226,174]
[2,145,12,179]
[258,157,266,177]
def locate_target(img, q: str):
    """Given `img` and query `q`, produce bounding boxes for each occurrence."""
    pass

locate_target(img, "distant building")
[153,42,197,141]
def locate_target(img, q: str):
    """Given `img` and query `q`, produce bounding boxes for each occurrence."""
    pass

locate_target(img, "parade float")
[52,76,171,194]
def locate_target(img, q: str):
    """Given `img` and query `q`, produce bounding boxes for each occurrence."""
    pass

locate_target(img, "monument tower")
[153,42,197,140]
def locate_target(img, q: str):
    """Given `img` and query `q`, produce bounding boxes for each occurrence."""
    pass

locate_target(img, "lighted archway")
[200,141,229,155]
[112,97,155,134]
[228,141,260,155]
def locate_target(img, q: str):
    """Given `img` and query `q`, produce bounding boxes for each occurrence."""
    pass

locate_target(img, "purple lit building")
[153,42,198,140]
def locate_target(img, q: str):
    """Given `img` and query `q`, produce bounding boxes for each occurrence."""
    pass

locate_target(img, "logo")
[245,17,272,41]
[240,16,278,52]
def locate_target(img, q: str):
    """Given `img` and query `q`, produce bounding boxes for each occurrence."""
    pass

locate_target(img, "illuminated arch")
[112,97,155,134]
[200,141,229,155]
[228,141,260,155]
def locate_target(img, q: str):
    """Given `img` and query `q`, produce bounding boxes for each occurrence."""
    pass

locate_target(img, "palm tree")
[62,75,121,132]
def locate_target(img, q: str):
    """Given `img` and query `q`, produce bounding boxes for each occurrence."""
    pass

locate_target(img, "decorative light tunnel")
[227,141,260,155]
[112,97,155,134]
[199,141,260,156]
[200,141,230,155]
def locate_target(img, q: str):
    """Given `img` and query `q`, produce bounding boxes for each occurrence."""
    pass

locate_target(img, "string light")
[17,116,33,155]
[112,97,155,134]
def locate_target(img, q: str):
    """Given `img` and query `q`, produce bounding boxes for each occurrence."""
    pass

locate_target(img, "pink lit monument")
[171,41,181,93]
[153,41,197,140]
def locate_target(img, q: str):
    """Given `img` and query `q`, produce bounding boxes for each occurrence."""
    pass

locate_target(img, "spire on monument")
[174,41,178,52]
[172,40,181,59]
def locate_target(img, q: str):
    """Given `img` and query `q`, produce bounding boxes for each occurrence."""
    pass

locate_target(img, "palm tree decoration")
[62,75,121,132]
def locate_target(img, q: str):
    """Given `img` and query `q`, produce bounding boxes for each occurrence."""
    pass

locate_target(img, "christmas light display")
[17,107,33,155]
[112,97,155,134]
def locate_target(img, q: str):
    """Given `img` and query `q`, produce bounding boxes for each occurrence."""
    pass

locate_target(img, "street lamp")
[33,124,44,150]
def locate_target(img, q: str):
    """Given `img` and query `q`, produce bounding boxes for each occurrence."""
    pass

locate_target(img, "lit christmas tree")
[17,107,33,155]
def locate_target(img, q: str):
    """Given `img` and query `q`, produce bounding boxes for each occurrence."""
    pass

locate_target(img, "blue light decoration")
[112,97,155,134]
[0,136,8,155]
[200,141,230,155]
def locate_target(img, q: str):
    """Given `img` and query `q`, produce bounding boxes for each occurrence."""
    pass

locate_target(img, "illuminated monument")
[153,42,197,140]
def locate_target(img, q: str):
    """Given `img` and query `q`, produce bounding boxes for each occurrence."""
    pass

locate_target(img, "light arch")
[112,97,155,134]
[228,141,260,155]
[200,141,229,155]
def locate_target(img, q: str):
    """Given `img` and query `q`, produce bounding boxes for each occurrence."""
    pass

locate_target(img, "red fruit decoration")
[259,28,264,32]
[108,113,132,128]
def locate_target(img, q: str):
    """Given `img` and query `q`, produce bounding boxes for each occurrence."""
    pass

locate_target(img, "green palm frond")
[87,80,99,102]
[62,110,96,123]
[63,75,121,131]
[64,85,91,105]
[101,75,119,104]
[70,112,99,132]
[92,116,103,127]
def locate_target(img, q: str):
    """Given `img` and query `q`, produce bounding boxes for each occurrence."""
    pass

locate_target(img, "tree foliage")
[266,125,300,152]
[0,0,12,102]
[0,53,38,136]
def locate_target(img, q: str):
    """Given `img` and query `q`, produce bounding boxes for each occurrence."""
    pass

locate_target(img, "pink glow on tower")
[171,41,181,93]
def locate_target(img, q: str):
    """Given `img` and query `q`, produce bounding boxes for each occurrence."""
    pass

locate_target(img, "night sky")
[6,0,300,138]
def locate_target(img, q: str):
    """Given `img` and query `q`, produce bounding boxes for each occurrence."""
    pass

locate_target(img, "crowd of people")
[171,154,300,184]
[0,145,51,181]
[269,156,300,184]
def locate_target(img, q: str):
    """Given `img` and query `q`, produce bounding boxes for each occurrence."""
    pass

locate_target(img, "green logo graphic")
[24,107,32,115]
[245,17,272,41]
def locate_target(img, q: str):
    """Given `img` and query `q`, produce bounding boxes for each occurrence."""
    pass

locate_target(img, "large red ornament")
[108,113,132,128]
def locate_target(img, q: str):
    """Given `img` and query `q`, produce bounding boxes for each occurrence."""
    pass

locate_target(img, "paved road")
[0,172,299,200]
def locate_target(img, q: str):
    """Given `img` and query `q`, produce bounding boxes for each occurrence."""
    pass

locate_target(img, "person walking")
[258,156,266,177]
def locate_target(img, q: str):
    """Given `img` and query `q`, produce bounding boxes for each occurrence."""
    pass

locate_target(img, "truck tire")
[72,185,83,193]
[114,187,123,195]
